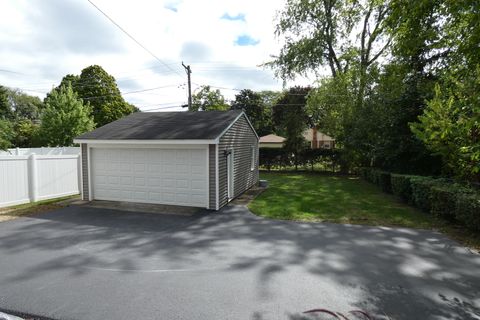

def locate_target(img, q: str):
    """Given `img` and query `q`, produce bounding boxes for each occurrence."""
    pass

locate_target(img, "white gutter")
[73,139,217,145]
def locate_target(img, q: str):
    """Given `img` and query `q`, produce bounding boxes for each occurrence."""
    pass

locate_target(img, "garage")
[74,110,259,210]
[91,147,207,207]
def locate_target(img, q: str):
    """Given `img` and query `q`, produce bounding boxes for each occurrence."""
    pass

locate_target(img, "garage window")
[250,145,255,170]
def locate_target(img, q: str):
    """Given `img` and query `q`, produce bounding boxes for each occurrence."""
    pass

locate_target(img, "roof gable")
[259,134,286,143]
[76,110,243,141]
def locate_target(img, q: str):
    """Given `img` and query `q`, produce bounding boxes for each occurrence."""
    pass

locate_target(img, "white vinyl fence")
[0,147,80,156]
[0,148,81,208]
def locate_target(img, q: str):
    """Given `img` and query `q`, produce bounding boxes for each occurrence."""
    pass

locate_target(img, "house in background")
[74,110,259,210]
[304,128,335,149]
[259,128,335,149]
[259,134,286,148]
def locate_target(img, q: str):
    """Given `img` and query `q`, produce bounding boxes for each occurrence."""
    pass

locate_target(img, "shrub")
[358,167,370,180]
[429,185,460,220]
[410,176,438,212]
[376,170,392,193]
[391,174,415,203]
[455,193,480,232]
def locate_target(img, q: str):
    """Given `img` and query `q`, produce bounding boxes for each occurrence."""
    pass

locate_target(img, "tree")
[271,0,391,108]
[0,119,13,150]
[231,89,271,136]
[39,83,94,147]
[273,87,310,168]
[12,119,41,148]
[0,85,13,120]
[56,65,137,127]
[8,89,44,120]
[191,85,229,111]
[411,73,480,182]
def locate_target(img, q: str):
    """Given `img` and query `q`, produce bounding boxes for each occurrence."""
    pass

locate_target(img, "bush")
[455,193,480,232]
[429,185,460,220]
[360,168,480,231]
[259,147,340,172]
[364,169,392,193]
[358,167,370,180]
[376,170,392,193]
[259,148,289,170]
[391,174,414,203]
[410,176,438,212]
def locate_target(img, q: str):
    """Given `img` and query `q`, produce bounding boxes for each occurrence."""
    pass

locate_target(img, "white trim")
[87,143,207,149]
[87,146,92,201]
[74,139,216,145]
[250,145,256,171]
[227,149,235,201]
[205,145,209,209]
[79,145,84,200]
[215,144,219,210]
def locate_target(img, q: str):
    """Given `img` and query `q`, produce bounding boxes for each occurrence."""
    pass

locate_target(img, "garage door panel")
[92,147,207,207]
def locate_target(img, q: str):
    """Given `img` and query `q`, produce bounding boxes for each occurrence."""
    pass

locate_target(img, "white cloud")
[0,0,313,111]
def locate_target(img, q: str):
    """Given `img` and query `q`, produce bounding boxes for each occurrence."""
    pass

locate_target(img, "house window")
[250,145,255,170]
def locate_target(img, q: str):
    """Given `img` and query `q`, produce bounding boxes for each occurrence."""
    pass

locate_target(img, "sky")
[0,0,312,112]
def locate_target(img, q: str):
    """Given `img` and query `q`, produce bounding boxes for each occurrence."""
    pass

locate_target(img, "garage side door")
[91,148,208,207]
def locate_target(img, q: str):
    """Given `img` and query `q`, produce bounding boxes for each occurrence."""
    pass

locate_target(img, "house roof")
[259,134,286,143]
[75,110,244,141]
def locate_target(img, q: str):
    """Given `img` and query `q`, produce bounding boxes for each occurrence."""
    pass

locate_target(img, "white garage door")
[91,147,208,207]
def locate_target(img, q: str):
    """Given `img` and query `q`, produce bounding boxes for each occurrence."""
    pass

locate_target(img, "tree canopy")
[231,89,273,136]
[56,65,137,127]
[39,83,94,147]
[272,0,479,181]
[191,85,229,111]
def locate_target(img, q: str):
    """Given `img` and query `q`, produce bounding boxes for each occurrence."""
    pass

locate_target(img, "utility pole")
[182,62,192,110]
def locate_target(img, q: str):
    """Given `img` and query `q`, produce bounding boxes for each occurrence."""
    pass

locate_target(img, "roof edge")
[73,139,217,145]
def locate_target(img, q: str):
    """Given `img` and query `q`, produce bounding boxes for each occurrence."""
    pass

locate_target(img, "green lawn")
[249,172,432,228]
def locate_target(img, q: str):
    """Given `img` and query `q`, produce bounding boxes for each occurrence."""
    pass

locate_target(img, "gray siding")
[81,143,89,201]
[218,114,259,208]
[208,144,216,210]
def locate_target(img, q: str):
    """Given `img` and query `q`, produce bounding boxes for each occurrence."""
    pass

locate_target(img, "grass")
[250,172,430,227]
[249,172,480,249]
[0,195,79,223]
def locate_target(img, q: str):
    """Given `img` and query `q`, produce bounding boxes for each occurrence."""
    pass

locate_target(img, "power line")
[86,0,184,80]
[81,84,184,100]
[0,68,27,75]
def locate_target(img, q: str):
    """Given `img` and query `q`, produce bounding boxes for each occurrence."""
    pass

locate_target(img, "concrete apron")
[75,200,204,216]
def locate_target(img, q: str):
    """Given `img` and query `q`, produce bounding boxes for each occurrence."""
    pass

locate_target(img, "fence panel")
[0,154,80,208]
[36,155,80,201]
[0,156,30,207]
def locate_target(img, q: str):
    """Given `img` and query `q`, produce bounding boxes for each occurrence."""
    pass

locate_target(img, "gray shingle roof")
[76,110,243,140]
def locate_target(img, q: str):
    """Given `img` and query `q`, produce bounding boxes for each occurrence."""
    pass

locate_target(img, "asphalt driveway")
[0,204,479,320]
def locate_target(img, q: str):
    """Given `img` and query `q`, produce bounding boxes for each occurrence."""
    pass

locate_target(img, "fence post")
[28,154,38,203]
[16,147,20,155]
[77,154,82,194]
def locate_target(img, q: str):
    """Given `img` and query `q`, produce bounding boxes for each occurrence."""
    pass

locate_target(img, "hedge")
[358,167,480,232]
[410,176,439,213]
[259,147,340,171]
[455,193,480,232]
[429,184,460,220]
[391,174,414,203]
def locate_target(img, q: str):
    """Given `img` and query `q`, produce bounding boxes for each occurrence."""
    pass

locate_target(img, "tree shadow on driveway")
[0,204,479,320]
